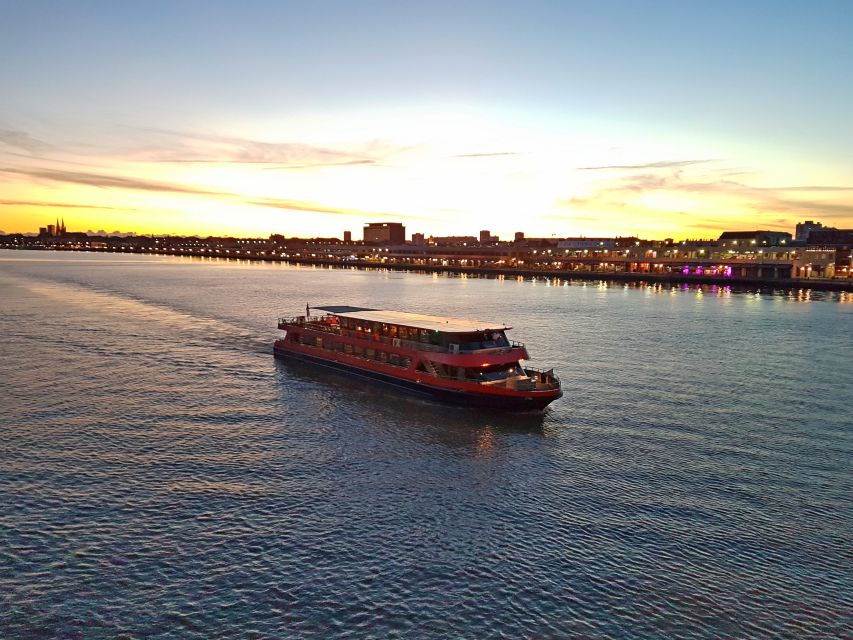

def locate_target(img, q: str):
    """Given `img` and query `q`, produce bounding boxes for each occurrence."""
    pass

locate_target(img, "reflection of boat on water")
[274,357,548,435]
[273,305,562,410]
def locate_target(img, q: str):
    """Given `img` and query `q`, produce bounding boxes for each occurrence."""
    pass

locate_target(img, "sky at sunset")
[1,0,852,240]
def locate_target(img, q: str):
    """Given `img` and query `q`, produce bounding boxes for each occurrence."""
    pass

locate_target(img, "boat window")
[468,363,521,381]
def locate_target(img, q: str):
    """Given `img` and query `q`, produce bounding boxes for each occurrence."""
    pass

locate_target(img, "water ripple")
[1,252,851,639]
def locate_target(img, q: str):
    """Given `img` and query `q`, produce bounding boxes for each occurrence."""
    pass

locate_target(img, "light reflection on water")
[0,251,851,639]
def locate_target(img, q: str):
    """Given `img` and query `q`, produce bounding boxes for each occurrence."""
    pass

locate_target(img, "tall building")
[514,231,525,242]
[343,230,352,243]
[479,229,499,243]
[795,220,823,242]
[363,222,405,245]
[411,233,425,245]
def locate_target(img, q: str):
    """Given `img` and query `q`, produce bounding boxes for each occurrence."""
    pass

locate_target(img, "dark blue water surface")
[1,251,851,639]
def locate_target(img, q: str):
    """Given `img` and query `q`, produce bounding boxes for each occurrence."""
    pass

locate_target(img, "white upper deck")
[314,306,510,334]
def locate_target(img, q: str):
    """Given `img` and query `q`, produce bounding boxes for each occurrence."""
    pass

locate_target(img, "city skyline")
[8,213,839,244]
[2,1,852,239]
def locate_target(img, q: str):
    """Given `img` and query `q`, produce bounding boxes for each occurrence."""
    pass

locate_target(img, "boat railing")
[423,366,559,391]
[279,315,339,331]
[278,317,528,356]
[523,367,561,389]
[456,338,522,352]
[331,328,446,353]
[279,318,463,353]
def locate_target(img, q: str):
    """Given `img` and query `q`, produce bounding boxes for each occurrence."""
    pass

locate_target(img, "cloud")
[0,199,131,211]
[0,164,426,221]
[679,215,774,231]
[770,199,853,219]
[452,152,518,158]
[556,196,629,210]
[0,166,227,197]
[249,197,424,220]
[757,185,853,192]
[577,170,852,202]
[264,159,378,171]
[137,141,363,165]
[577,159,715,171]
[0,129,51,154]
[122,127,394,167]
[543,211,621,224]
[562,167,853,227]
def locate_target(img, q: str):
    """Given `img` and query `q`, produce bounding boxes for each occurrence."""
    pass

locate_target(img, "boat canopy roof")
[313,306,510,333]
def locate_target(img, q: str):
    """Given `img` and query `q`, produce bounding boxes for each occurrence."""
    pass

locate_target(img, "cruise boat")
[274,305,562,410]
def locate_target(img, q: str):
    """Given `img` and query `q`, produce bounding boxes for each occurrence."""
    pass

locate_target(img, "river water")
[1,251,851,638]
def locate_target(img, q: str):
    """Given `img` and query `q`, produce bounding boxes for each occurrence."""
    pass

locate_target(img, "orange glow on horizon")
[2,117,851,240]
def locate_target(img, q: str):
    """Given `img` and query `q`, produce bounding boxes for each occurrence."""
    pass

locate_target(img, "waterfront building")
[364,222,405,245]
[429,235,478,246]
[719,230,792,247]
[558,238,617,250]
[807,227,853,246]
[791,248,837,278]
[411,233,425,245]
